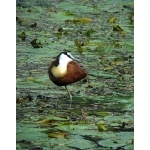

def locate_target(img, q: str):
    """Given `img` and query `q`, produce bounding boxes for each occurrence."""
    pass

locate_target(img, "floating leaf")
[129,13,134,24]
[34,119,54,125]
[27,8,32,12]
[95,121,107,131]
[17,17,26,25]
[74,39,84,53]
[107,16,116,23]
[27,77,35,81]
[65,18,92,24]
[84,28,94,39]
[98,132,133,148]
[16,97,29,104]
[34,116,68,125]
[96,111,112,117]
[30,39,43,48]
[30,22,37,28]
[18,32,26,41]
[48,131,68,138]
[64,11,75,16]
[78,18,92,23]
[113,24,123,32]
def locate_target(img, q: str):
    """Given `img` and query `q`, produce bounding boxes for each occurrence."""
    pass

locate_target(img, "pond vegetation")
[16,0,134,149]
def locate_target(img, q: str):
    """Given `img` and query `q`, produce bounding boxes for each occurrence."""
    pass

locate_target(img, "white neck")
[51,53,74,78]
[57,53,73,74]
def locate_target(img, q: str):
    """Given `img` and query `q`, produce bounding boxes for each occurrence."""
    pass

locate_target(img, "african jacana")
[48,51,87,106]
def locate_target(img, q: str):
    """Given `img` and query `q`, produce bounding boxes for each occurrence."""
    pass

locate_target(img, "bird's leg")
[65,86,72,107]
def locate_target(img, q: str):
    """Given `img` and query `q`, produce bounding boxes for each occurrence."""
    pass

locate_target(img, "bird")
[48,51,87,106]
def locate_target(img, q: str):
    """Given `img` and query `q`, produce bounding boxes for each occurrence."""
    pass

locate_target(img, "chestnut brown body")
[48,61,87,86]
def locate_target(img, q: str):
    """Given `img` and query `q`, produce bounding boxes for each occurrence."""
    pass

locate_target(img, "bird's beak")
[74,57,81,62]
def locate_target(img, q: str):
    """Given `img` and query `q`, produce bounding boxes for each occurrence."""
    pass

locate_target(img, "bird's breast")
[51,65,67,78]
